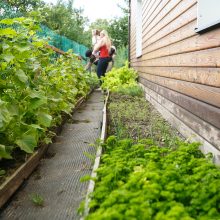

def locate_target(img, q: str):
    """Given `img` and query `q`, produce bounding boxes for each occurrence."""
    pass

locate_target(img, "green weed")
[30,193,44,207]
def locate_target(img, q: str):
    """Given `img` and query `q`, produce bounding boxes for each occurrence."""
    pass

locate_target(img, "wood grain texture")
[138,74,220,108]
[135,67,220,87]
[139,77,220,129]
[133,47,220,67]
[142,0,156,21]
[142,0,196,46]
[131,27,220,61]
[130,0,220,163]
[142,0,165,27]
[141,83,220,150]
[140,83,220,165]
[143,4,197,50]
[142,20,197,55]
[143,0,182,39]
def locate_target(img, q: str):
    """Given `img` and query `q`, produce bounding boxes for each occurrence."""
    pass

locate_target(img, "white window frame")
[136,0,142,58]
[196,0,220,33]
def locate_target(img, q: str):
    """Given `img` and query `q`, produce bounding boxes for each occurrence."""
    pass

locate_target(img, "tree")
[89,19,109,32]
[108,0,129,48]
[107,16,128,49]
[40,0,90,47]
[4,0,44,13]
[88,16,128,49]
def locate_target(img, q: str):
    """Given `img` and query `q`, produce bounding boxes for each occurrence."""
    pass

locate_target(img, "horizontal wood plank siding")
[141,83,220,164]
[130,0,220,156]
[137,67,220,87]
[139,77,220,129]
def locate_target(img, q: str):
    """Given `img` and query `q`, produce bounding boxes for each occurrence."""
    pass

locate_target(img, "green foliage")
[30,193,44,206]
[116,85,143,97]
[86,136,220,220]
[40,1,90,47]
[107,16,128,49]
[0,169,6,176]
[2,0,44,13]
[88,9,128,49]
[89,19,110,34]
[0,17,96,159]
[85,72,100,89]
[89,0,129,49]
[114,45,128,68]
[101,63,138,92]
[108,92,179,144]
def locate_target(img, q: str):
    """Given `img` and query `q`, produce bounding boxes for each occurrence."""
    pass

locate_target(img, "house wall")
[130,0,220,163]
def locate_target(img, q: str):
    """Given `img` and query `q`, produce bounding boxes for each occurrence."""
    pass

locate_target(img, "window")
[136,0,142,57]
[196,0,220,33]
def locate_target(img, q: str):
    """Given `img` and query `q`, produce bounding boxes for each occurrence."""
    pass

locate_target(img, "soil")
[0,150,30,185]
[107,92,182,146]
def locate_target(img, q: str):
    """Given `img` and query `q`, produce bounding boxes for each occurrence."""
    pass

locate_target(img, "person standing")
[92,30,111,79]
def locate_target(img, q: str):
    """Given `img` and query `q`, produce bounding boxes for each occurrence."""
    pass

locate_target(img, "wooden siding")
[130,0,220,162]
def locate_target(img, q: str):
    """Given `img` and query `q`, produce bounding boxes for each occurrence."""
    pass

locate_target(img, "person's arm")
[92,39,104,55]
[85,61,92,71]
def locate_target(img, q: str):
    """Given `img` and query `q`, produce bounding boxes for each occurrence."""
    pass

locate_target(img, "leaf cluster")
[40,0,90,47]
[86,136,220,220]
[101,62,138,92]
[0,17,96,159]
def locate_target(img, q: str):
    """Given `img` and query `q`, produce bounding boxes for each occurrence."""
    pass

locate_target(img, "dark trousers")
[97,57,109,78]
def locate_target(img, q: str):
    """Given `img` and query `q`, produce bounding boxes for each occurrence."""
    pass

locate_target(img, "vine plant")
[0,17,95,160]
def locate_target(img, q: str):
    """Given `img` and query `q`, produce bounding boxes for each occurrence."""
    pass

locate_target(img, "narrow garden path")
[0,90,104,220]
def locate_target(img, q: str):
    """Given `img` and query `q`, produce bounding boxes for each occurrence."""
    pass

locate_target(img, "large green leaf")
[30,124,44,130]
[29,98,47,110]
[3,54,15,63]
[15,129,38,153]
[15,135,36,153]
[28,90,47,110]
[7,104,19,116]
[14,45,30,53]
[0,28,17,36]
[1,62,7,70]
[0,169,6,176]
[2,43,10,50]
[29,90,45,99]
[0,100,12,131]
[37,112,52,127]
[16,69,28,83]
[0,145,12,159]
[0,19,14,25]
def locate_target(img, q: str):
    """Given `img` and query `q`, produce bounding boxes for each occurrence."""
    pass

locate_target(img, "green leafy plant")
[101,62,138,92]
[116,85,144,97]
[0,169,6,176]
[85,136,220,220]
[82,89,220,219]
[0,17,96,161]
[30,193,44,207]
[114,45,128,68]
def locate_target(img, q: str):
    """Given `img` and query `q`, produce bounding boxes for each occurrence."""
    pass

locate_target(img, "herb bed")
[84,90,220,220]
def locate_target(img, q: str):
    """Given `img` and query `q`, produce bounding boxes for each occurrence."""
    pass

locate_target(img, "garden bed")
[0,95,86,208]
[107,91,181,145]
[83,89,220,220]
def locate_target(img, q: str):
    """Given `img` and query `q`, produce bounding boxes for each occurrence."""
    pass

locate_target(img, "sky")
[43,0,125,23]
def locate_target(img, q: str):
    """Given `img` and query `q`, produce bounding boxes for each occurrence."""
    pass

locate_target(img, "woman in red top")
[92,30,112,79]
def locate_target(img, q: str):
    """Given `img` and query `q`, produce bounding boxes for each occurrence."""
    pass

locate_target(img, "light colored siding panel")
[130,0,220,159]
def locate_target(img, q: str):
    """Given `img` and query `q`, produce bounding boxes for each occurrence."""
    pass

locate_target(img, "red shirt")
[99,45,109,58]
